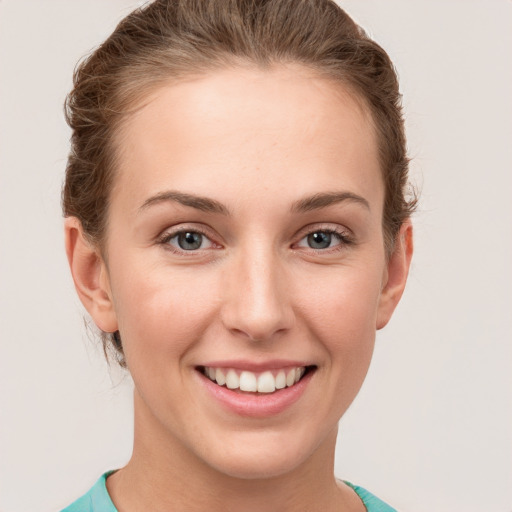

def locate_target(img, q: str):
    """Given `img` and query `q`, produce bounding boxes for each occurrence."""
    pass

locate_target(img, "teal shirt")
[62,472,398,512]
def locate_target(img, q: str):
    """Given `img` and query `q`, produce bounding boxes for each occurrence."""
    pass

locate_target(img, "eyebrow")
[291,191,370,213]
[139,189,370,216]
[139,190,231,215]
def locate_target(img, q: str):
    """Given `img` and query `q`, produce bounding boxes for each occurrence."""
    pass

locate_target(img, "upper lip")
[197,359,314,372]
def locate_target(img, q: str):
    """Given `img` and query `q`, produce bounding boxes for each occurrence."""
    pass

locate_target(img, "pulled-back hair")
[63,0,416,366]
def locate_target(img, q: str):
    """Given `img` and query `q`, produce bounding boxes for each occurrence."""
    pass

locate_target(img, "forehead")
[112,64,382,212]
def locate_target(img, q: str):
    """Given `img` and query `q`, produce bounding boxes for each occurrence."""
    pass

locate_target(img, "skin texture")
[65,65,413,512]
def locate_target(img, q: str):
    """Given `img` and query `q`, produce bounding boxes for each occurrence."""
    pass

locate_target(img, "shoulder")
[61,472,117,512]
[344,481,399,512]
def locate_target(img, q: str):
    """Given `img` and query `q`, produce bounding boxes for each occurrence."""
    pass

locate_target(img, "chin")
[209,451,307,480]
[198,428,332,481]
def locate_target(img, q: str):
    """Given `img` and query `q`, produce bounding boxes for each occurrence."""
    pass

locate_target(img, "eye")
[306,231,335,249]
[164,230,214,251]
[296,228,351,250]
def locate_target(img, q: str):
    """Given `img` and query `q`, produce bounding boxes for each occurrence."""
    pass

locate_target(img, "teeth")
[239,371,257,392]
[275,370,286,389]
[215,368,226,386]
[203,366,307,393]
[257,371,276,393]
[225,369,239,389]
[286,369,296,387]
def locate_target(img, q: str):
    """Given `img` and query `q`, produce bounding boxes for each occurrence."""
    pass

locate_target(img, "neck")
[107,391,357,512]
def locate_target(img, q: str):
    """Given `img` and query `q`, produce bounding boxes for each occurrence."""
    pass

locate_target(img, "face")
[76,65,410,479]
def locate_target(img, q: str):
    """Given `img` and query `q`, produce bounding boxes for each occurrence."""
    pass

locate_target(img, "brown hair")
[63,0,416,366]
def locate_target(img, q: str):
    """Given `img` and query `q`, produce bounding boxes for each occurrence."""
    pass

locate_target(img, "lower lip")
[197,370,314,418]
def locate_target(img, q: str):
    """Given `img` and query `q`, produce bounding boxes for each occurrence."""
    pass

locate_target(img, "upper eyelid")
[294,223,352,239]
[158,223,216,240]
[156,222,352,246]
[292,225,355,252]
[157,227,219,254]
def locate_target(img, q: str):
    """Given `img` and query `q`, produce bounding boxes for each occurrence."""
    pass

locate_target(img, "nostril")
[227,321,295,343]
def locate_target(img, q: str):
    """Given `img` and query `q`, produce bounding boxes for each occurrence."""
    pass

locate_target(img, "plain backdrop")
[1,1,511,511]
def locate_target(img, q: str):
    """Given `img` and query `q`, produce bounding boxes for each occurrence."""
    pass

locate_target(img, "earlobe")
[376,221,413,330]
[64,217,118,333]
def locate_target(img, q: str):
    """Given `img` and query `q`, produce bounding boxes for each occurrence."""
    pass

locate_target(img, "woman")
[62,0,415,510]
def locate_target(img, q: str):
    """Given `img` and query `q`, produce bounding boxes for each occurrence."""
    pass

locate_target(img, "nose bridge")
[221,241,293,341]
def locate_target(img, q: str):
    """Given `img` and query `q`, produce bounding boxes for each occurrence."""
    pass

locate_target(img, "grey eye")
[307,231,333,249]
[163,229,215,252]
[176,231,204,250]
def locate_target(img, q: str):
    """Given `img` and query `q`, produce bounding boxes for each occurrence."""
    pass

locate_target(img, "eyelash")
[156,226,217,254]
[156,225,354,255]
[294,226,354,253]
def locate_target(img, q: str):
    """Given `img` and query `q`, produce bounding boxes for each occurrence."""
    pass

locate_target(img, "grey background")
[1,1,511,510]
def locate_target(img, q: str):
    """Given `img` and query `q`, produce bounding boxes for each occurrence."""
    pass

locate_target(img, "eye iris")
[178,232,202,250]
[308,231,331,249]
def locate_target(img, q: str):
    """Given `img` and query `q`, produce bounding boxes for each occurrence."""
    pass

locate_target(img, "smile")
[200,366,313,394]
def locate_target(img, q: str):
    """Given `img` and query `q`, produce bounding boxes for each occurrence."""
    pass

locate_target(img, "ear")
[64,217,118,333]
[376,221,413,330]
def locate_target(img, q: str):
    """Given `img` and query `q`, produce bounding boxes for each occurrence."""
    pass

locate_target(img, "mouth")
[197,365,316,394]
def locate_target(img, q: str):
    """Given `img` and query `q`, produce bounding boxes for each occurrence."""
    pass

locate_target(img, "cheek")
[295,263,383,364]
[110,261,220,368]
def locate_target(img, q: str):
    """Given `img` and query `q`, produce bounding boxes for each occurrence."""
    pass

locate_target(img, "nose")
[220,246,295,342]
